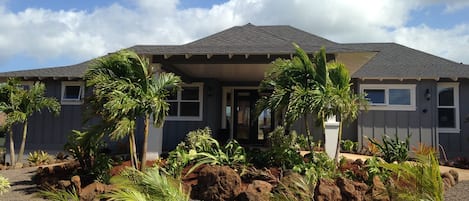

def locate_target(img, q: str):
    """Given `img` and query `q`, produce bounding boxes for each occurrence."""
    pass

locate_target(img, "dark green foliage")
[364,157,390,185]
[368,134,410,163]
[64,130,112,183]
[248,127,304,170]
[164,127,247,177]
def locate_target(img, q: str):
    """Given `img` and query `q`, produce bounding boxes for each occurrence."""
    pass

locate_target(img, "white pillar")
[324,116,340,159]
[147,124,163,160]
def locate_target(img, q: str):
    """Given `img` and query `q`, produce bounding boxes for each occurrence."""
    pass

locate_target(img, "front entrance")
[233,89,273,144]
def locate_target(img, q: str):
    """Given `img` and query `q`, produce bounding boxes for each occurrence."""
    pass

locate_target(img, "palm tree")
[85,50,180,170]
[257,44,326,151]
[322,62,367,163]
[16,82,61,163]
[0,79,60,166]
[258,44,367,162]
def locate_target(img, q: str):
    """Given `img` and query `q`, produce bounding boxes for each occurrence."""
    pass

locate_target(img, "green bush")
[105,167,189,201]
[249,127,304,170]
[0,175,10,195]
[341,140,357,152]
[27,150,52,166]
[64,130,113,183]
[368,134,409,163]
[380,151,443,201]
[164,127,247,177]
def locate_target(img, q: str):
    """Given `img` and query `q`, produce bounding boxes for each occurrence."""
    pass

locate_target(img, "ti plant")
[368,134,410,163]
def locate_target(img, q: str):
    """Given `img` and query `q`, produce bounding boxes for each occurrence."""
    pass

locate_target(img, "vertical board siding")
[357,80,438,150]
[7,80,84,152]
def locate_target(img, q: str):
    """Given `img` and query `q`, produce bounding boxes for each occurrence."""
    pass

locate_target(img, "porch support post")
[147,64,164,159]
[324,115,340,159]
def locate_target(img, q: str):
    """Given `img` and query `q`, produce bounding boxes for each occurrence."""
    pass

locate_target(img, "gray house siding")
[357,80,438,150]
[439,79,469,158]
[8,80,83,151]
[161,79,222,151]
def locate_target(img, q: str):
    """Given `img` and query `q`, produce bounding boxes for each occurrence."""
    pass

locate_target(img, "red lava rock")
[236,180,273,201]
[314,178,342,201]
[191,165,242,201]
[336,177,368,201]
[79,182,114,201]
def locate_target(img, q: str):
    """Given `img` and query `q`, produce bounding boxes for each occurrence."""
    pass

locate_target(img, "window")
[360,84,416,111]
[438,83,459,133]
[61,81,84,105]
[20,81,34,90]
[166,83,203,121]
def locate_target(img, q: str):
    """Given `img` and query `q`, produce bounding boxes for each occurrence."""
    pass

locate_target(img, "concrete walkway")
[0,166,46,201]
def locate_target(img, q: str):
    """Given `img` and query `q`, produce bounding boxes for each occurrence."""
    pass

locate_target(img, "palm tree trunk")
[129,132,137,169]
[130,130,138,169]
[304,114,313,152]
[9,128,16,166]
[334,120,343,164]
[17,120,28,163]
[141,114,150,171]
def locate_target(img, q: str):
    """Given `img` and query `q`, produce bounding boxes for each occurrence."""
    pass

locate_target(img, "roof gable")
[186,23,337,48]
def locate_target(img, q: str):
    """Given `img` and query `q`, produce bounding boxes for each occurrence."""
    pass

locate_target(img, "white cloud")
[0,0,468,71]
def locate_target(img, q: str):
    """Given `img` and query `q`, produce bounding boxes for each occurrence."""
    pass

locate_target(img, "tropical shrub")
[368,134,410,163]
[105,167,189,201]
[0,175,10,195]
[341,139,357,152]
[165,127,247,177]
[27,150,52,166]
[364,156,390,185]
[249,127,304,170]
[64,130,113,183]
[380,151,443,201]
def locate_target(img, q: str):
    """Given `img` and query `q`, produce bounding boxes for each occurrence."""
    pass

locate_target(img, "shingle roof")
[0,60,91,79]
[1,23,468,79]
[131,23,345,55]
[347,43,469,79]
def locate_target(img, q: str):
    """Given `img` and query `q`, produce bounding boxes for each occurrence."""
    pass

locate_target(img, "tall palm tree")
[85,50,180,170]
[0,79,60,165]
[322,62,367,163]
[16,82,61,163]
[257,44,325,151]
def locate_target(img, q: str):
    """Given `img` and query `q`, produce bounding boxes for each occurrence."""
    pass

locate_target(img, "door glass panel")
[236,96,250,140]
[438,108,455,128]
[438,87,454,106]
[257,109,272,140]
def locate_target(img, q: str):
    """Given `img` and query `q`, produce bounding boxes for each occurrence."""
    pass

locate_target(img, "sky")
[0,0,468,72]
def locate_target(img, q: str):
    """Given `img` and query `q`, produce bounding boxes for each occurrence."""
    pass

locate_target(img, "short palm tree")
[258,44,367,162]
[85,50,180,170]
[0,79,60,165]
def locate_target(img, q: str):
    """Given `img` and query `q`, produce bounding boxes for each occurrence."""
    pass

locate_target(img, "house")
[1,23,468,158]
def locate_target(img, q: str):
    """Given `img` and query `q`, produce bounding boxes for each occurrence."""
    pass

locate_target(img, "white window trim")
[166,82,203,121]
[437,82,460,133]
[360,84,416,111]
[61,81,84,105]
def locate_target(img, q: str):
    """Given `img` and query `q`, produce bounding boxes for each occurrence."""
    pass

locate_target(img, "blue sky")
[0,0,468,72]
